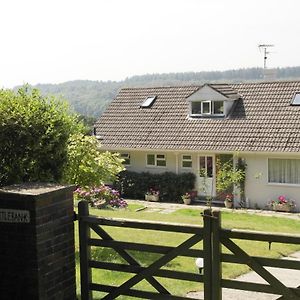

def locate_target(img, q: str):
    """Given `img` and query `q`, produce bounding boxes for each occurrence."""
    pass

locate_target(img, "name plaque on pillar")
[0,209,30,223]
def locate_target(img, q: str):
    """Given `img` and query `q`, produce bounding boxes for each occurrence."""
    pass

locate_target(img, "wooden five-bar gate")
[78,201,300,299]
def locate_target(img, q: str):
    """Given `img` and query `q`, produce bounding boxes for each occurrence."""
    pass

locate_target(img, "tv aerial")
[258,44,274,69]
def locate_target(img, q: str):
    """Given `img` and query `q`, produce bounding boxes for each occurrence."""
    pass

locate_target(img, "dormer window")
[187,84,240,119]
[190,100,224,117]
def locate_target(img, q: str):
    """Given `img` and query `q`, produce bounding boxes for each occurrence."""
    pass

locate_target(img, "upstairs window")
[291,93,300,106]
[140,96,157,108]
[202,101,211,114]
[213,101,224,114]
[191,102,202,115]
[147,154,166,167]
[190,100,224,117]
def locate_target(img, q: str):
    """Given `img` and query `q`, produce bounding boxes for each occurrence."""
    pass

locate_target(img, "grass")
[75,204,300,299]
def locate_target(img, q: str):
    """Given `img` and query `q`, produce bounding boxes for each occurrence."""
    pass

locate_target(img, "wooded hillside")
[28,66,300,117]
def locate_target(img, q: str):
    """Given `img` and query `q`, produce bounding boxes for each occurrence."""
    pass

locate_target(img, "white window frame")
[146,154,166,168]
[190,101,202,116]
[213,100,225,116]
[182,154,193,168]
[201,101,211,115]
[190,100,224,117]
[120,153,130,166]
[268,158,300,186]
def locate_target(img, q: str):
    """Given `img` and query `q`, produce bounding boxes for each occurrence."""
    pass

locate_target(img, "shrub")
[63,134,124,186]
[114,171,196,202]
[74,185,127,209]
[0,86,84,186]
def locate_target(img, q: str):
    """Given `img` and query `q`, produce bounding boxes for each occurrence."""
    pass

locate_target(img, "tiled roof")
[207,84,240,100]
[95,81,300,153]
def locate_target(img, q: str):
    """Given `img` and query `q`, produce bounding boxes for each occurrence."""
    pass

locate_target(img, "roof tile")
[95,81,300,153]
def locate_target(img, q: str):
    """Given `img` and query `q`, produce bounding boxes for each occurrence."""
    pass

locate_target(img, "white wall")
[244,153,300,211]
[121,150,300,211]
[121,150,214,195]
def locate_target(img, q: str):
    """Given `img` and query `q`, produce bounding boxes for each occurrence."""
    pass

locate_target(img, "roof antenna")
[258,44,274,69]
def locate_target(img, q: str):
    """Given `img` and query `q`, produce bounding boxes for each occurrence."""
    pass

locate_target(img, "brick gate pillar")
[0,183,76,300]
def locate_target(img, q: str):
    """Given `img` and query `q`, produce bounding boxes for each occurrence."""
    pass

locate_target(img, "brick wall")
[0,183,76,300]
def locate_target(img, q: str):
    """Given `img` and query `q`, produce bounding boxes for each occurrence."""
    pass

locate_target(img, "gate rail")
[78,201,300,300]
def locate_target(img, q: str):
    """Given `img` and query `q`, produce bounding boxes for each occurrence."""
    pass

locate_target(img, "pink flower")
[278,195,286,202]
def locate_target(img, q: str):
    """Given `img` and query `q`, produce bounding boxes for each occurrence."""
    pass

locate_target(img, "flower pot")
[145,194,159,202]
[273,203,291,212]
[183,198,191,205]
[224,199,233,208]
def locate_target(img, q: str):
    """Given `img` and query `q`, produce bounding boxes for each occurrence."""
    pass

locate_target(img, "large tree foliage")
[30,66,300,117]
[63,134,124,187]
[0,87,84,186]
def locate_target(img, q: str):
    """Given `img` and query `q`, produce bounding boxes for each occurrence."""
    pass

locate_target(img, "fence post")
[78,200,92,300]
[203,208,213,300]
[212,210,222,300]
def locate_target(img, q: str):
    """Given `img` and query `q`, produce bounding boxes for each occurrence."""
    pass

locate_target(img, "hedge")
[114,170,196,203]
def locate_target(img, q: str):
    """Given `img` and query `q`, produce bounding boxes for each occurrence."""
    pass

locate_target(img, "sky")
[0,0,300,88]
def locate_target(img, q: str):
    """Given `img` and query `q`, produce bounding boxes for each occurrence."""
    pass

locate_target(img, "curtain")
[268,159,300,184]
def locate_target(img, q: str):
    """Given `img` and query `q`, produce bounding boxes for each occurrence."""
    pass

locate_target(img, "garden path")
[187,251,300,299]
[126,199,300,220]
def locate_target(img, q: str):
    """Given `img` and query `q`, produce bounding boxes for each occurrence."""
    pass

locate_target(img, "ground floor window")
[268,158,300,184]
[182,155,192,168]
[147,154,166,167]
[120,153,130,165]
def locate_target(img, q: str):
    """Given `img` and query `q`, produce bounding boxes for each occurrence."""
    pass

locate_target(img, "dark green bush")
[0,86,83,186]
[114,170,196,202]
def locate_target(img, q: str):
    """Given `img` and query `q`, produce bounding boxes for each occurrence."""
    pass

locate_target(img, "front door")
[198,155,215,197]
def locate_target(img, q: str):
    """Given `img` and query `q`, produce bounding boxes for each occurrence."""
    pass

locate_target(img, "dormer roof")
[207,84,241,100]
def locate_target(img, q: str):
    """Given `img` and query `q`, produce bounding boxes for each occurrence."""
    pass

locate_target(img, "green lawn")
[75,204,300,299]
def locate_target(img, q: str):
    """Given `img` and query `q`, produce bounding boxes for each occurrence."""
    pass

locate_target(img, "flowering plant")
[181,192,191,202]
[225,193,233,202]
[268,195,295,208]
[74,185,127,209]
[146,188,160,196]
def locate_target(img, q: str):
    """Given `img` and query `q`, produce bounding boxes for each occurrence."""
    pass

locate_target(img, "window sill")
[189,115,225,119]
[146,165,167,169]
[267,182,300,188]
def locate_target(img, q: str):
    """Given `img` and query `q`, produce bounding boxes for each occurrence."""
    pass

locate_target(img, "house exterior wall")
[243,153,300,211]
[120,150,215,195]
[124,150,199,174]
[118,149,300,211]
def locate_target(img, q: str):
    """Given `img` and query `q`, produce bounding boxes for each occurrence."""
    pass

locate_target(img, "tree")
[0,86,84,186]
[63,134,124,187]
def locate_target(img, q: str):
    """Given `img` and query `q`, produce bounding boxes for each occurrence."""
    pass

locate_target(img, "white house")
[95,81,300,211]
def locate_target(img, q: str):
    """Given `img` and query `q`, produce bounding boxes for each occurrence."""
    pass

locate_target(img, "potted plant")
[145,188,160,202]
[181,192,192,205]
[224,193,234,208]
[268,195,295,212]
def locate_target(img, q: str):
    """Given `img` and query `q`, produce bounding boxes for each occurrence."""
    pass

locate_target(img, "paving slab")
[159,209,177,214]
[187,251,300,299]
